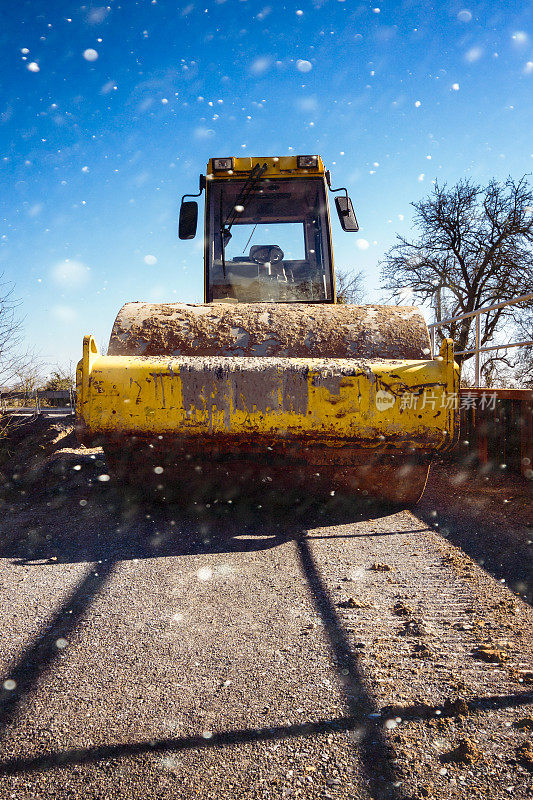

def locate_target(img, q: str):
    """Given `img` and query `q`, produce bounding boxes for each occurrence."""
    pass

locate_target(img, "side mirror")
[335,196,359,232]
[179,201,198,240]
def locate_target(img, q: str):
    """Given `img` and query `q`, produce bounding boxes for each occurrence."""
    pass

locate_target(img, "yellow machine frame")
[77,335,459,452]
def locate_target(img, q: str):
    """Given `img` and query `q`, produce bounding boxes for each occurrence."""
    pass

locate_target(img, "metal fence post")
[475,314,481,388]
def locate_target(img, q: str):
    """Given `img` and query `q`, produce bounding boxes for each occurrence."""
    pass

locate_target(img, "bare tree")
[336,268,366,304]
[380,177,533,379]
[0,276,27,390]
[0,276,40,421]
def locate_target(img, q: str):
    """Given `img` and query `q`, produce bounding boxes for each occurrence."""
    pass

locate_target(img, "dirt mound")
[0,415,100,494]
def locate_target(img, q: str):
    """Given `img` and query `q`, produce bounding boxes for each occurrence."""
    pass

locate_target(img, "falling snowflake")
[465,46,483,62]
[250,56,271,75]
[27,62,40,72]
[512,31,528,46]
[296,59,312,73]
[83,48,99,62]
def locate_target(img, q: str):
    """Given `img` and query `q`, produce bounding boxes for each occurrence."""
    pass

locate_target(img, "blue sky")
[0,0,532,374]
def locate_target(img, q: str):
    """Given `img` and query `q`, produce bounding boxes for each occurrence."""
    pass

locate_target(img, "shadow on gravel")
[0,716,384,778]
[0,457,407,798]
[0,443,410,797]
[295,533,401,799]
[0,450,397,566]
[381,689,533,721]
[0,527,403,799]
[3,507,533,794]
[2,421,531,794]
[3,690,533,780]
[0,559,118,738]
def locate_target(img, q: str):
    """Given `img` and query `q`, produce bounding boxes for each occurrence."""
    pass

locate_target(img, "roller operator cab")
[178,155,359,303]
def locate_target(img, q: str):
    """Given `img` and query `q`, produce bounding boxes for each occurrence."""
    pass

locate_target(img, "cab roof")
[206,155,325,178]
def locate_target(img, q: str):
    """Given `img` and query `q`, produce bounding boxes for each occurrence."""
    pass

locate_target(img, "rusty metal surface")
[460,387,533,401]
[458,388,533,480]
[108,302,431,360]
[76,342,458,452]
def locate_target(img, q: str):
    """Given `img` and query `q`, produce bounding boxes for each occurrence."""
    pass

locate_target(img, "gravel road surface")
[0,420,532,799]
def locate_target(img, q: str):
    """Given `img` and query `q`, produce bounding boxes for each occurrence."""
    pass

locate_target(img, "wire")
[242,223,258,254]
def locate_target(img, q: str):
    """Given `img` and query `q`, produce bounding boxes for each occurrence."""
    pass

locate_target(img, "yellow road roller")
[76,155,459,504]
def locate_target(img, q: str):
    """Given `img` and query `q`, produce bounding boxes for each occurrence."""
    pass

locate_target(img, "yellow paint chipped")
[77,336,459,451]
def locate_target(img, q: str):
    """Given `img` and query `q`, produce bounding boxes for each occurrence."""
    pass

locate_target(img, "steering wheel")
[249,245,284,265]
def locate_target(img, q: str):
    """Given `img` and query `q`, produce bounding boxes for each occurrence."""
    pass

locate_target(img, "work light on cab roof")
[76,153,460,506]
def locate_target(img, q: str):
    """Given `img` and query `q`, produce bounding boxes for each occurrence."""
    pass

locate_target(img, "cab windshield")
[206,177,334,302]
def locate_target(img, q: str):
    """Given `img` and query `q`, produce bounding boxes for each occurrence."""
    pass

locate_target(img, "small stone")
[370,562,391,572]
[515,716,533,730]
[412,642,433,659]
[472,644,507,664]
[393,600,413,616]
[443,697,469,717]
[517,741,533,768]
[401,619,428,637]
[441,738,481,764]
[337,597,369,609]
